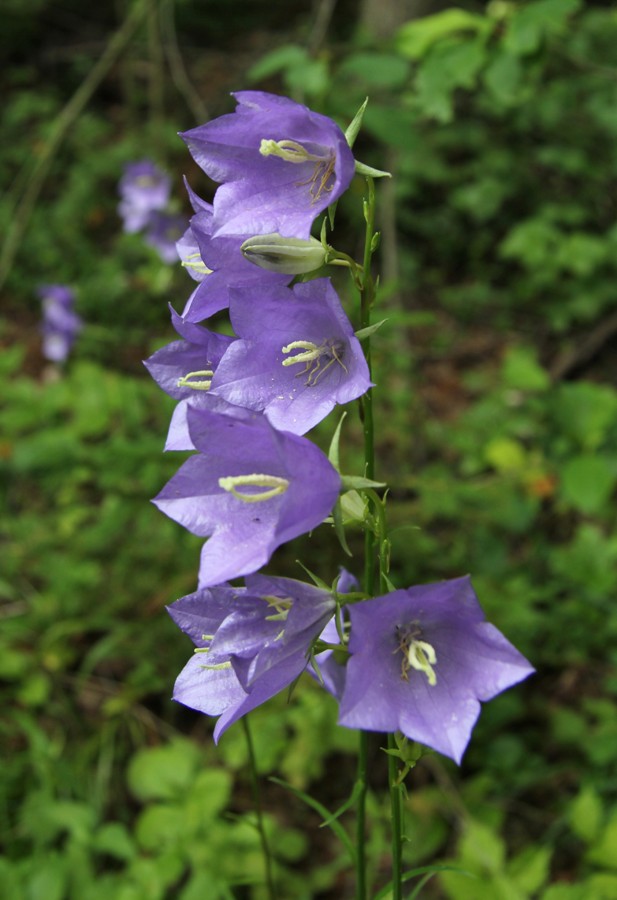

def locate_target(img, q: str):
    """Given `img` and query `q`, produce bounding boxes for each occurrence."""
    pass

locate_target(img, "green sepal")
[381,735,426,783]
[345,97,369,149]
[340,489,366,525]
[295,561,331,591]
[332,497,353,557]
[328,412,347,472]
[381,572,398,593]
[341,474,386,491]
[355,318,387,341]
[355,159,392,178]
[371,231,381,252]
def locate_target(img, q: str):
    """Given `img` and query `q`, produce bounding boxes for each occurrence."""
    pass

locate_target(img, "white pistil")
[260,139,323,164]
[177,369,214,391]
[259,139,335,203]
[406,639,437,686]
[218,473,290,503]
[181,252,213,275]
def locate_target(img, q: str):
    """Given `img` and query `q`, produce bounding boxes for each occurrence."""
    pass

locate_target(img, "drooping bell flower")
[181,91,355,239]
[153,404,341,587]
[168,575,336,740]
[337,576,534,763]
[209,278,372,434]
[117,159,171,233]
[38,284,83,363]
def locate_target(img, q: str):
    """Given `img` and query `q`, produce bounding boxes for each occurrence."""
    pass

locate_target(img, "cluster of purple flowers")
[149,92,533,764]
[118,159,186,263]
[38,284,83,363]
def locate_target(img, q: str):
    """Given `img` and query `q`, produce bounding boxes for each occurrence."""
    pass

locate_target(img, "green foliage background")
[2,0,617,897]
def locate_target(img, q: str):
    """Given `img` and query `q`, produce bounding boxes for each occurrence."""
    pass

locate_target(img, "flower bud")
[241,233,326,274]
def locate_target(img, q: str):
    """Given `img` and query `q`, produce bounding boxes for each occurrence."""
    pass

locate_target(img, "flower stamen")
[281,339,347,387]
[181,251,213,275]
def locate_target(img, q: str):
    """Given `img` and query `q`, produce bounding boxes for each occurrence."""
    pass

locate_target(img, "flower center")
[259,139,336,203]
[394,625,437,686]
[177,369,214,391]
[135,174,160,188]
[181,251,213,276]
[281,339,347,387]
[218,474,290,503]
[262,595,293,622]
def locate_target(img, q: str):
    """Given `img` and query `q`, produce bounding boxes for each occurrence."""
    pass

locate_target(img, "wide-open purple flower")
[181,91,355,239]
[337,577,534,763]
[209,278,372,434]
[176,198,291,322]
[153,404,341,587]
[118,160,171,233]
[168,575,335,740]
[38,284,83,363]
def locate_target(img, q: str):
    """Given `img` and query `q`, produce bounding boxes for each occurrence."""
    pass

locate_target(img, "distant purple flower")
[38,284,82,363]
[176,199,290,322]
[144,211,187,264]
[181,91,355,239]
[118,160,171,233]
[168,575,336,740]
[209,279,372,434]
[337,577,534,763]
[153,404,341,587]
[144,308,234,401]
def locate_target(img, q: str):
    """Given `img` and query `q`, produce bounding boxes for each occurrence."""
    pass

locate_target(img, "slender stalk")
[387,734,403,900]
[358,177,405,898]
[355,176,377,900]
[356,730,369,900]
[241,716,277,900]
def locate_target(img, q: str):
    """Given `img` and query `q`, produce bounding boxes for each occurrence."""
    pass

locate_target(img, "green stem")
[358,178,405,898]
[355,177,377,900]
[356,730,369,900]
[241,716,277,900]
[387,734,403,900]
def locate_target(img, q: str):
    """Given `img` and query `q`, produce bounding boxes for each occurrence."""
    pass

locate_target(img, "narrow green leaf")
[345,97,369,148]
[332,498,353,557]
[355,159,392,178]
[355,318,388,341]
[328,412,347,471]
[340,475,386,491]
[268,776,356,864]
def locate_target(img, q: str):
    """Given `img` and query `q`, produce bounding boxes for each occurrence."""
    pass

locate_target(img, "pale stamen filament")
[181,252,213,275]
[281,339,347,387]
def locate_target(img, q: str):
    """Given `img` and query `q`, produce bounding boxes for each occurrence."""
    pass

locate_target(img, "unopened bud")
[241,233,326,274]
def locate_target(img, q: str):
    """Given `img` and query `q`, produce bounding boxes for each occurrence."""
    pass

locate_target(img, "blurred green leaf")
[397,9,492,60]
